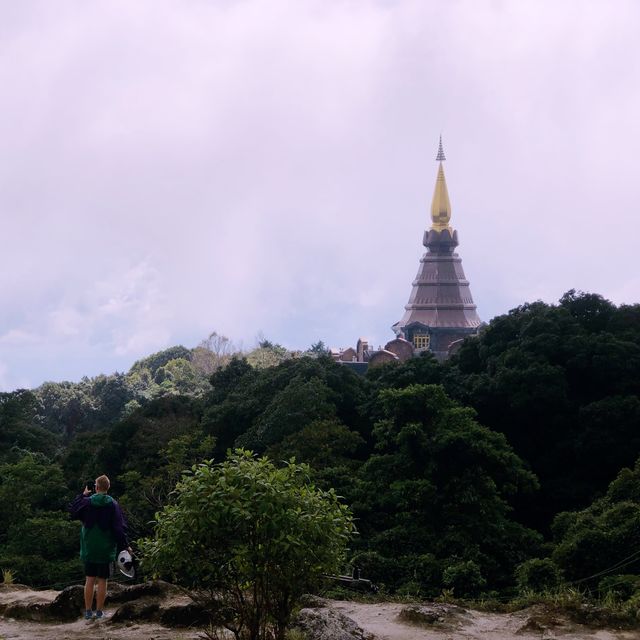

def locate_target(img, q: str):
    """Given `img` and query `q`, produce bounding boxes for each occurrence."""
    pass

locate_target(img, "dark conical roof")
[394,228,481,330]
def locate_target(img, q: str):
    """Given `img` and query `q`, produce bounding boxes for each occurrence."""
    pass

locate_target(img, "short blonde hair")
[96,475,110,492]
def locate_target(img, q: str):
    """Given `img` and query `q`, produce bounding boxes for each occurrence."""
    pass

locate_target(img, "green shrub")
[350,551,406,590]
[142,450,354,640]
[598,575,640,602]
[442,560,486,597]
[0,555,81,589]
[515,558,563,593]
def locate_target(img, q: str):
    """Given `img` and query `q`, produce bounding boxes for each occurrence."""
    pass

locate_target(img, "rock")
[298,594,328,609]
[107,580,181,604]
[111,601,161,623]
[160,602,209,627]
[294,607,374,640]
[397,603,470,628]
[516,616,546,635]
[2,602,49,621]
[48,585,85,622]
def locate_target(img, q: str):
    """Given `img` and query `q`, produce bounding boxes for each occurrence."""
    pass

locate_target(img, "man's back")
[69,492,127,563]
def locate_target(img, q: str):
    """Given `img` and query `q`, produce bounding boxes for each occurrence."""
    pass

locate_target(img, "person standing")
[69,474,130,620]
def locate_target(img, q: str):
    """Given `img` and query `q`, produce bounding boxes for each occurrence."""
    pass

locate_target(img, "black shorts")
[84,561,111,579]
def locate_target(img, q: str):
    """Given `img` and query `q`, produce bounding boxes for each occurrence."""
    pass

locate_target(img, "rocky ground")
[327,601,640,640]
[1,583,639,640]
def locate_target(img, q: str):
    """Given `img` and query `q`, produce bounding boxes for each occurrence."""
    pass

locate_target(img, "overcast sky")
[1,0,639,390]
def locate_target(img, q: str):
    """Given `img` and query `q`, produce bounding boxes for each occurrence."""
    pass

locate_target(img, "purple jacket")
[69,493,128,562]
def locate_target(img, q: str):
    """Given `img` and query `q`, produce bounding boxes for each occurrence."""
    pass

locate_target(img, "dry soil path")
[1,594,639,640]
[331,601,640,640]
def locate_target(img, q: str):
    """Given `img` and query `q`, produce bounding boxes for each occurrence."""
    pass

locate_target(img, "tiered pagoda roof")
[392,137,481,358]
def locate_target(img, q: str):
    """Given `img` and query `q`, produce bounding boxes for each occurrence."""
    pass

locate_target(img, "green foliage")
[0,453,80,588]
[0,453,68,529]
[307,341,329,356]
[246,342,291,369]
[447,291,640,529]
[129,345,193,377]
[237,376,336,451]
[515,558,563,593]
[4,290,640,597]
[442,560,486,597]
[118,430,216,538]
[552,457,640,583]
[2,568,15,585]
[35,381,95,437]
[266,419,364,470]
[202,356,367,459]
[599,575,640,602]
[354,384,541,591]
[0,390,59,460]
[142,451,354,640]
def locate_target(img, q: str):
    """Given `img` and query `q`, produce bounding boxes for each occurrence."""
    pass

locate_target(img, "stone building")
[392,137,481,360]
[334,138,481,369]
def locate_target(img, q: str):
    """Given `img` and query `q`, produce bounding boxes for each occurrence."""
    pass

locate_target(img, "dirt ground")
[0,617,203,640]
[0,586,203,640]
[1,593,640,640]
[331,601,640,640]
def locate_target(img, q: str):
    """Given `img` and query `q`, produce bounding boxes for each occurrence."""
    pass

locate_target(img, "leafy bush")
[142,450,354,640]
[599,575,640,602]
[552,459,640,582]
[349,551,408,590]
[515,558,563,593]
[442,560,486,597]
[0,555,81,589]
[355,384,540,590]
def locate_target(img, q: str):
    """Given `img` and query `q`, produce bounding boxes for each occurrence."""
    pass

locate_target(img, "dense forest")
[1,290,640,600]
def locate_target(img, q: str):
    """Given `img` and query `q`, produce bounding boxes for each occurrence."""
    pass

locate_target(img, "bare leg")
[96,578,108,611]
[84,576,96,611]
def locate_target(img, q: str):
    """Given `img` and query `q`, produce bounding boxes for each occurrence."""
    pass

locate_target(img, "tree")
[142,451,354,640]
[0,390,59,461]
[445,292,640,529]
[515,558,563,593]
[35,382,95,437]
[354,384,541,592]
[129,346,192,377]
[191,331,236,375]
[118,430,216,538]
[0,453,81,587]
[307,341,329,356]
[246,343,291,369]
[236,376,336,451]
[552,457,640,583]
[202,356,366,460]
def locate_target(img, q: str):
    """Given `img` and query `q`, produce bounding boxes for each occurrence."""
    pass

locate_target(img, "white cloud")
[0,360,31,392]
[0,329,38,346]
[1,0,640,388]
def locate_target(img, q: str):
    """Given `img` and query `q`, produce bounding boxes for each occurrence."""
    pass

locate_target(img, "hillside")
[1,291,640,602]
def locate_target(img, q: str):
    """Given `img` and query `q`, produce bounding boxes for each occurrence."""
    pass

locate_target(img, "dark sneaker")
[84,610,93,620]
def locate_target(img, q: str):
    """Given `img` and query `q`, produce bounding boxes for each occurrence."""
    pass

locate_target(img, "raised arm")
[68,494,90,520]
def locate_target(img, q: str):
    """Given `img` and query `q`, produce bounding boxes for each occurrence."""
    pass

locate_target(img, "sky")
[1,0,640,391]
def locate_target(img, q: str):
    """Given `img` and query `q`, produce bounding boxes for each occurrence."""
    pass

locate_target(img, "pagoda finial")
[436,135,446,162]
[430,137,451,232]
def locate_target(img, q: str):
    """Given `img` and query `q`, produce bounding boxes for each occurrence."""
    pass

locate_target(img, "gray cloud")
[1,0,640,389]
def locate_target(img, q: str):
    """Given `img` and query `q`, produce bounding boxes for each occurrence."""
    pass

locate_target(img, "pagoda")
[392,138,481,360]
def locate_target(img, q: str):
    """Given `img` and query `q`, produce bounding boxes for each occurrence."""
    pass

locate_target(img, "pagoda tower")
[392,138,481,360]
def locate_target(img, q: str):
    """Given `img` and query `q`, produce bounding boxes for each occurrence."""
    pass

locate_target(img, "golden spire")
[430,136,452,232]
